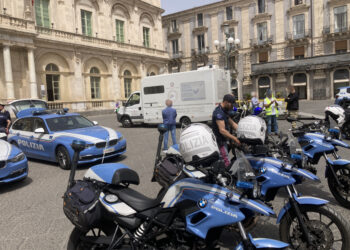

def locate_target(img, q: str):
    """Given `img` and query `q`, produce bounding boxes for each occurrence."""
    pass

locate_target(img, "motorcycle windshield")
[230,149,256,189]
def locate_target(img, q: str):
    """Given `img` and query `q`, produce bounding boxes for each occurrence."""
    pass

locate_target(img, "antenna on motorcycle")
[68,140,86,189]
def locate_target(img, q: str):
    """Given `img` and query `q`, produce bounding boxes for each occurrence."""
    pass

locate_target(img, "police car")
[0,139,28,183]
[8,108,126,170]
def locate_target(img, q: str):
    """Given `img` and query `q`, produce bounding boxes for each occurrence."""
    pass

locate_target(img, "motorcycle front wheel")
[327,164,350,208]
[279,204,350,250]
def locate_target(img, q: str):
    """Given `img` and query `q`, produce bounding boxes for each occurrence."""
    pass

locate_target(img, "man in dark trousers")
[0,103,11,135]
[212,94,240,167]
[162,99,177,151]
[285,85,299,129]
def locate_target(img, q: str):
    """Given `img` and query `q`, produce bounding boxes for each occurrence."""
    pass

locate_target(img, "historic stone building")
[163,0,350,100]
[0,0,168,110]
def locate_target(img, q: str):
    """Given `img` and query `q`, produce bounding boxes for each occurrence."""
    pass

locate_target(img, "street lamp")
[214,24,240,70]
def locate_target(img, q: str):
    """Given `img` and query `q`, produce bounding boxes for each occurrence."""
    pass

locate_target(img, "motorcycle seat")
[112,187,164,212]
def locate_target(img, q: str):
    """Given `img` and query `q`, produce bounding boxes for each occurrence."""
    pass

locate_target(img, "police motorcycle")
[0,132,7,140]
[160,119,350,250]
[63,136,289,250]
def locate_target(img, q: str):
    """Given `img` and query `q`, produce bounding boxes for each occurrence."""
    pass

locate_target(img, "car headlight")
[7,152,25,163]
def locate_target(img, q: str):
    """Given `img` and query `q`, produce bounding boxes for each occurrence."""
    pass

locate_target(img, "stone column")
[112,57,121,101]
[27,48,38,99]
[3,45,14,100]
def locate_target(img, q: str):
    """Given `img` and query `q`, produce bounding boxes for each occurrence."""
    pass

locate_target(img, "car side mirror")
[93,121,98,126]
[34,128,45,134]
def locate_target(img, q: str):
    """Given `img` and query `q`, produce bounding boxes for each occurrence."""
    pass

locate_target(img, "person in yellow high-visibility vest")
[263,89,279,135]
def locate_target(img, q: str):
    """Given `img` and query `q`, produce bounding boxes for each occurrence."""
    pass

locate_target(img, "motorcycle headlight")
[7,152,25,163]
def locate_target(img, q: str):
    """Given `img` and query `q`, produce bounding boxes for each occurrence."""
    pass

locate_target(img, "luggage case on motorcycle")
[63,180,102,232]
[153,155,185,188]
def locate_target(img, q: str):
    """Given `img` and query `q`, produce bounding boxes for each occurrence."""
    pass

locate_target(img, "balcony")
[192,47,210,56]
[323,26,350,40]
[286,29,310,44]
[250,36,273,49]
[0,14,36,35]
[170,51,183,59]
[167,27,181,39]
[35,26,168,59]
[251,52,350,76]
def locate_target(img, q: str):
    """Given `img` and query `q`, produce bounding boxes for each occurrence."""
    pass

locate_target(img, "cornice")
[287,4,310,16]
[327,0,350,7]
[192,26,208,35]
[251,13,272,23]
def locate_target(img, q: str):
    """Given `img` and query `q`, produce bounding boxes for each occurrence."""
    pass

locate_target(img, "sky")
[161,0,222,15]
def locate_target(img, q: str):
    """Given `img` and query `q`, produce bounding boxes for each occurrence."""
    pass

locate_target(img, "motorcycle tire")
[327,164,350,208]
[67,223,117,250]
[342,122,350,139]
[279,204,350,250]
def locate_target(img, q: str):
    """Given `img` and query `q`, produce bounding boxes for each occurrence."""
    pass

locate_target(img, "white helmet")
[237,116,267,145]
[325,105,345,125]
[179,123,219,164]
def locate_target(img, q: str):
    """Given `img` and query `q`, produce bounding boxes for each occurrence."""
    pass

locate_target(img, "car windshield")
[11,100,48,111]
[46,115,94,132]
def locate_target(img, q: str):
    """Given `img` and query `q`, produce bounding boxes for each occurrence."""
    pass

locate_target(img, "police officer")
[0,103,11,135]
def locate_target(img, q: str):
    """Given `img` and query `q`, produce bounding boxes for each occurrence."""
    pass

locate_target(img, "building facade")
[0,0,168,110]
[163,0,350,100]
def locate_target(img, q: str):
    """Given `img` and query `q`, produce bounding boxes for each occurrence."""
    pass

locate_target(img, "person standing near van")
[285,85,299,129]
[162,99,177,151]
[0,103,11,134]
[264,89,279,135]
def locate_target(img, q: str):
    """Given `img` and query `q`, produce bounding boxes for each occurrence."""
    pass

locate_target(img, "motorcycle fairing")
[99,192,137,216]
[276,194,328,224]
[326,158,350,166]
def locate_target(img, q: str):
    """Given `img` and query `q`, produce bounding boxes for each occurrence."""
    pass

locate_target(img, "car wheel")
[121,117,132,128]
[56,146,71,170]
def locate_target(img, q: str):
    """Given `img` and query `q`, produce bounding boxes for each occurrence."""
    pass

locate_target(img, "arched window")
[258,76,270,98]
[334,69,350,97]
[90,67,101,99]
[150,72,156,76]
[293,73,307,99]
[45,63,60,101]
[124,70,132,98]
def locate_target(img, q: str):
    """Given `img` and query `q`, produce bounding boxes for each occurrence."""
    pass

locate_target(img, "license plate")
[104,148,115,154]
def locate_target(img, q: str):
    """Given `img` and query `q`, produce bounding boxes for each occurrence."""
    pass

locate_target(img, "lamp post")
[214,24,240,70]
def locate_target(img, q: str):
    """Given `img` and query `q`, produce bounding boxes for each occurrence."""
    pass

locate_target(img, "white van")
[117,67,231,127]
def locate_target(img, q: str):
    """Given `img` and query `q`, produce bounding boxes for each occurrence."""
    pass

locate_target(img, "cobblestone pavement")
[0,100,349,250]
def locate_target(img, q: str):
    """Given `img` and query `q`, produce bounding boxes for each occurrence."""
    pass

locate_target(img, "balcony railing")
[286,29,311,40]
[250,36,273,47]
[170,51,183,59]
[0,14,35,33]
[35,26,168,58]
[192,47,210,56]
[323,26,349,35]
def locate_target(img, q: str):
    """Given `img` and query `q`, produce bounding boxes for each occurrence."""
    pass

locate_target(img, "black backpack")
[153,155,185,188]
[63,180,102,232]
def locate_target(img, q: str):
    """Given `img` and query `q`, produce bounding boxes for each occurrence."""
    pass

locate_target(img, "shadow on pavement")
[0,177,33,194]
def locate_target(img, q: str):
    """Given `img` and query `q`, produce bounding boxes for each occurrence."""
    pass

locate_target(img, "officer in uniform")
[0,103,11,135]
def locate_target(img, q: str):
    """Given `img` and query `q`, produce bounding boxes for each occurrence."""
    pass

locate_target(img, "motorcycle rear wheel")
[327,164,350,208]
[279,204,350,250]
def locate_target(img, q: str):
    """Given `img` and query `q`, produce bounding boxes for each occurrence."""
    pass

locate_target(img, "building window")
[35,0,50,28]
[172,39,179,54]
[197,34,205,52]
[259,51,268,63]
[226,6,233,21]
[229,56,236,70]
[258,76,270,98]
[115,20,124,43]
[293,73,307,99]
[231,79,238,98]
[335,40,348,54]
[197,13,203,27]
[257,22,267,43]
[143,27,150,47]
[171,20,177,32]
[334,69,350,96]
[295,0,303,5]
[45,64,60,102]
[81,10,92,36]
[293,14,305,39]
[294,46,305,59]
[149,72,156,76]
[258,0,265,14]
[90,67,101,99]
[334,6,347,33]
[124,70,132,98]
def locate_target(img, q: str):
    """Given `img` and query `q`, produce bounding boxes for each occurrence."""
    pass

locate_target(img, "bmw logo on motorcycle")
[198,198,208,208]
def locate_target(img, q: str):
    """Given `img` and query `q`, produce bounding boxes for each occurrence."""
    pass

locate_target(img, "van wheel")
[180,117,191,127]
[121,117,132,128]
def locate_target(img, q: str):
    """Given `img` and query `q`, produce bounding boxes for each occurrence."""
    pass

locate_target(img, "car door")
[31,118,51,159]
[125,93,143,123]
[13,118,34,156]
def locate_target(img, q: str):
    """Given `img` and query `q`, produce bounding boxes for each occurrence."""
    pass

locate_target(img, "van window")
[144,86,165,95]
